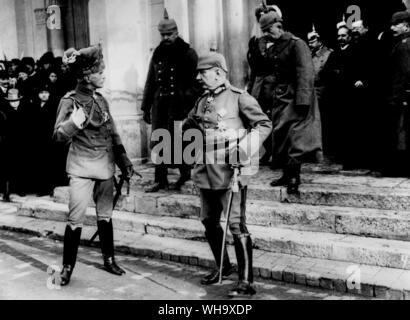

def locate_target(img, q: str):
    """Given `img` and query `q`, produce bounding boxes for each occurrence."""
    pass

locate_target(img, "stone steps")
[53,187,410,241]
[9,198,410,271]
[120,164,410,211]
[0,208,408,299]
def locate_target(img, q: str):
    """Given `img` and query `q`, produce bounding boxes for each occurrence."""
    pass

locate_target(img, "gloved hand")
[143,112,151,125]
[122,165,134,181]
[71,104,87,129]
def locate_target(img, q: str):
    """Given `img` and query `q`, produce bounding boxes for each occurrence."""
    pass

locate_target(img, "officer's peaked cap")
[197,52,228,73]
[391,11,410,25]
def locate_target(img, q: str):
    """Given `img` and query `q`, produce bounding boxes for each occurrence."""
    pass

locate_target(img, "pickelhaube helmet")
[158,8,178,33]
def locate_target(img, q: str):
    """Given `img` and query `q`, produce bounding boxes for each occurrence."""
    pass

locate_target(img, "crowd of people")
[0,51,77,201]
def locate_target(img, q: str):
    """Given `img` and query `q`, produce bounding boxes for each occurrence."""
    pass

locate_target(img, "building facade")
[0,0,405,163]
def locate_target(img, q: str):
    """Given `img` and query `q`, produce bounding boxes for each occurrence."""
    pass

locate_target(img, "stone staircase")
[2,163,410,299]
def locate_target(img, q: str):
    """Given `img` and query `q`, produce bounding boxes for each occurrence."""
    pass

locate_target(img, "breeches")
[199,187,249,236]
[67,175,113,229]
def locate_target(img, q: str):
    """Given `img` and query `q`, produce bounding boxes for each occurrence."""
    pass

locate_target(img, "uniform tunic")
[185,81,271,235]
[54,84,131,228]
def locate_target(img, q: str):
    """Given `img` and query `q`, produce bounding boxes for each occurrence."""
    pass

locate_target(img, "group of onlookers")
[0,51,76,201]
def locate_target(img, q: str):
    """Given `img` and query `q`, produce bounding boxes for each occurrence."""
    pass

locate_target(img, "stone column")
[188,0,224,56]
[0,0,18,59]
[222,0,251,88]
[89,0,150,164]
[45,0,66,56]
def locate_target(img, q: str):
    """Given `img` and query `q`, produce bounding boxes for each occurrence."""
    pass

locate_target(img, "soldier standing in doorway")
[184,52,272,297]
[54,44,134,286]
[142,9,199,192]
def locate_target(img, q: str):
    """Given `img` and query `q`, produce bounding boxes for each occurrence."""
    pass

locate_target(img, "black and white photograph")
[1,0,410,308]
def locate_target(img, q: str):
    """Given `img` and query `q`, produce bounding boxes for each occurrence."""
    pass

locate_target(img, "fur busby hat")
[158,8,178,33]
[259,11,283,32]
[62,44,105,79]
[255,1,282,22]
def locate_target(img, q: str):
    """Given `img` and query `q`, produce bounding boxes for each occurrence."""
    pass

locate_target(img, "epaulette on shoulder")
[63,91,76,99]
[230,86,246,94]
[292,36,301,41]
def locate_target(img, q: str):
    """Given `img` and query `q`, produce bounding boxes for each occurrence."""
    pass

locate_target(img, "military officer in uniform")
[258,12,322,194]
[184,53,272,297]
[142,9,199,192]
[54,44,134,286]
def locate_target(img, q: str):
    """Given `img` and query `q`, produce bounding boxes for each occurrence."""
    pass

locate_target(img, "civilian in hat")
[257,11,322,194]
[142,9,199,192]
[183,52,271,297]
[381,11,410,176]
[0,88,33,201]
[16,65,34,102]
[247,3,282,165]
[8,59,20,78]
[54,44,134,286]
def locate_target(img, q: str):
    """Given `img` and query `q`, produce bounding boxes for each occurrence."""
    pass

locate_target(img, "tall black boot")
[270,166,290,187]
[201,226,233,285]
[97,219,125,276]
[3,181,11,202]
[169,166,191,191]
[60,225,82,286]
[287,163,301,195]
[228,235,256,297]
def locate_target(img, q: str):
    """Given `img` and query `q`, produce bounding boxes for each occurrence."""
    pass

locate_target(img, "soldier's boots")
[60,226,82,286]
[286,163,301,195]
[97,219,126,276]
[270,167,290,187]
[169,169,191,191]
[201,227,233,285]
[145,182,169,193]
[228,234,256,297]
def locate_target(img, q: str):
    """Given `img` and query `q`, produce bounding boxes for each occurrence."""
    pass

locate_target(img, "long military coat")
[260,32,322,166]
[387,32,410,152]
[141,37,199,155]
[54,84,131,180]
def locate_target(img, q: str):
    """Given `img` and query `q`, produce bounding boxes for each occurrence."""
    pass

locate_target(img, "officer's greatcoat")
[388,31,410,152]
[141,37,199,150]
[54,84,130,180]
[260,32,322,166]
[185,81,272,190]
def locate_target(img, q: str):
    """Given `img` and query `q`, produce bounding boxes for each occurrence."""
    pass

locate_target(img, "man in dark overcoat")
[184,52,272,297]
[247,3,282,164]
[142,10,199,192]
[258,12,322,194]
[385,11,410,176]
[54,44,134,286]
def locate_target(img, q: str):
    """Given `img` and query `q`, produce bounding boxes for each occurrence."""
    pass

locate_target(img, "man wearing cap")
[247,3,282,165]
[142,9,199,193]
[54,44,134,286]
[258,11,322,194]
[183,52,272,297]
[382,11,410,176]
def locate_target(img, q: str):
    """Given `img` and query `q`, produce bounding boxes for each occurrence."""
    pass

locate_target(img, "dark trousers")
[154,164,191,184]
